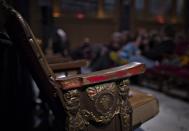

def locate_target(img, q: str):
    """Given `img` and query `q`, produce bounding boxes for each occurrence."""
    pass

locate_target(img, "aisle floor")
[132,86,189,131]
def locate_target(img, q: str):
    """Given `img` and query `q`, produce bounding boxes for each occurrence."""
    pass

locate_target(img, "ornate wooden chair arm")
[50,60,158,129]
[53,62,145,131]
[56,62,145,90]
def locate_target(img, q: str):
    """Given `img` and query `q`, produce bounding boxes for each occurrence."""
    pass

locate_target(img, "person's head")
[83,37,91,44]
[121,31,130,44]
[128,33,138,43]
[175,32,186,43]
[137,27,147,36]
[161,24,175,38]
[112,32,122,43]
[151,34,161,43]
[109,32,122,51]
[57,28,67,42]
[127,33,143,47]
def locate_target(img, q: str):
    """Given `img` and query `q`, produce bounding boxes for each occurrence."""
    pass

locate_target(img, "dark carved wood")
[1,2,66,130]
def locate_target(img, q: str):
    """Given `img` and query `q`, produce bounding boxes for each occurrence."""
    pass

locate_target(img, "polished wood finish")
[56,62,145,90]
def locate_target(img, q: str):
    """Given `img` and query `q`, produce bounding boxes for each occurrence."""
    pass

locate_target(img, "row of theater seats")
[144,65,189,100]
[1,2,158,131]
[143,43,189,100]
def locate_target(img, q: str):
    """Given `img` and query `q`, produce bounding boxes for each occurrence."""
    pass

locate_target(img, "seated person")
[119,34,155,69]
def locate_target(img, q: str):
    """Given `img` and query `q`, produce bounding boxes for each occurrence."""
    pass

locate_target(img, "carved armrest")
[54,62,145,131]
[56,62,145,90]
[51,61,158,129]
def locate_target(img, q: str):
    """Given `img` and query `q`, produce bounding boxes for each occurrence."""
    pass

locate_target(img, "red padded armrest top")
[56,62,145,90]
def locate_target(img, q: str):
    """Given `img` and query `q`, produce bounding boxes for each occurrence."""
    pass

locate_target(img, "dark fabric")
[0,32,34,130]
[90,52,116,71]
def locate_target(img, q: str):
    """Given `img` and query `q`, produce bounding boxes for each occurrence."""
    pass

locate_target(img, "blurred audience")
[71,37,92,60]
[119,32,156,68]
[45,24,189,77]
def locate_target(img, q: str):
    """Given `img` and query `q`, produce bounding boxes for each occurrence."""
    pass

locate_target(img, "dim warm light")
[53,5,61,18]
[75,12,85,20]
[155,15,165,24]
[53,12,61,18]
[171,17,177,24]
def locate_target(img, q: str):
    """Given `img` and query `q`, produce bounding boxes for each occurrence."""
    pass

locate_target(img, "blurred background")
[3,0,189,131]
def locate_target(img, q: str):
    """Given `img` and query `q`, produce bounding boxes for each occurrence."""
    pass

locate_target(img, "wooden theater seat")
[45,52,159,129]
[44,55,159,129]
[53,63,159,128]
[129,89,159,127]
[2,2,158,131]
[55,62,145,131]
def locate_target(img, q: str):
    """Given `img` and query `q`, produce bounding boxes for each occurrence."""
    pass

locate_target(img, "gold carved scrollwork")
[95,91,117,114]
[82,82,120,124]
[98,94,112,110]
[86,83,117,100]
[81,109,119,124]
[119,80,132,131]
[63,89,89,131]
[62,80,132,131]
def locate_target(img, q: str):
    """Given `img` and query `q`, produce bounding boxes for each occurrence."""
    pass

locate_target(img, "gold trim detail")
[62,79,132,131]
